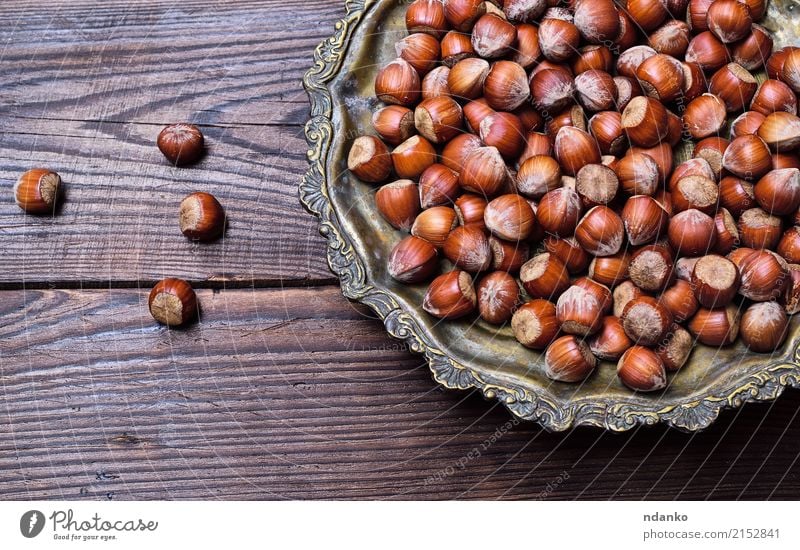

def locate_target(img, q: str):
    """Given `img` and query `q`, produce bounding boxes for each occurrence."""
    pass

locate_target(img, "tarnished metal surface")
[302,0,800,431]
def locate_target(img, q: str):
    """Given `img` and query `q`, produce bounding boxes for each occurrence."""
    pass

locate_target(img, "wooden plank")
[1,286,798,500]
[0,0,351,284]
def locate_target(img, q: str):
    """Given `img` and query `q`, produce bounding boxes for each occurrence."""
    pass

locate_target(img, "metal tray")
[301,0,800,431]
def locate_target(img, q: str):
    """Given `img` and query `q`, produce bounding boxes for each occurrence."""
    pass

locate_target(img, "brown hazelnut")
[617,346,667,392]
[545,335,597,382]
[157,123,205,166]
[512,299,560,349]
[620,295,673,346]
[14,168,61,215]
[520,252,570,300]
[372,106,416,146]
[477,271,521,324]
[179,192,226,241]
[375,58,421,106]
[348,135,393,183]
[691,254,740,308]
[388,235,439,283]
[149,278,198,326]
[422,270,477,319]
[629,244,675,292]
[391,135,437,179]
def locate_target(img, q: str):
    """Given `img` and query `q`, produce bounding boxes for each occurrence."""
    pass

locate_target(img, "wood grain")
[0,0,341,284]
[1,287,799,500]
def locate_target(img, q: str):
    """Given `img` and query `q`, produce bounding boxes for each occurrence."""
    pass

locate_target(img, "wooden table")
[0,0,798,501]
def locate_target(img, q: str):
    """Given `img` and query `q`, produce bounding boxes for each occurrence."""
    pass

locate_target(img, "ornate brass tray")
[301,0,800,431]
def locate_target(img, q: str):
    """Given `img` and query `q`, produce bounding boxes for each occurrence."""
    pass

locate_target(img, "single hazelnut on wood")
[14,168,61,214]
[149,278,198,326]
[157,123,205,166]
[179,192,226,241]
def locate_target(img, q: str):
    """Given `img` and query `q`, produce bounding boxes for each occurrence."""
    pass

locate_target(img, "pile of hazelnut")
[14,123,226,328]
[347,0,800,392]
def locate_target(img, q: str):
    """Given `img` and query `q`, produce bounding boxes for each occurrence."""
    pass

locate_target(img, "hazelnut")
[483,61,529,111]
[463,98,495,134]
[375,58,421,106]
[503,0,547,23]
[516,155,561,199]
[613,280,645,318]
[709,63,758,112]
[681,61,709,101]
[443,225,492,273]
[422,270,477,319]
[520,252,571,300]
[739,301,789,353]
[179,192,226,241]
[421,67,449,100]
[687,0,715,32]
[683,94,727,139]
[556,283,605,336]
[685,31,730,72]
[625,0,669,33]
[454,193,488,229]
[440,32,475,67]
[615,152,660,196]
[614,75,642,112]
[479,112,525,160]
[348,135,392,183]
[477,271,521,324]
[573,0,619,44]
[766,47,800,80]
[616,45,657,79]
[738,207,782,250]
[554,126,602,177]
[388,235,439,283]
[545,335,597,382]
[754,168,800,216]
[375,180,420,231]
[589,111,626,157]
[489,236,529,273]
[621,295,673,346]
[415,96,463,143]
[721,135,772,181]
[411,205,458,248]
[442,0,486,32]
[538,18,580,63]
[757,112,800,151]
[668,209,717,257]
[396,33,441,74]
[529,69,576,113]
[484,194,536,242]
[574,70,618,112]
[691,254,740,308]
[738,249,788,301]
[730,111,766,139]
[440,133,482,172]
[406,0,448,37]
[14,168,61,215]
[518,131,553,165]
[617,346,668,392]
[157,123,205,166]
[777,226,800,264]
[575,206,624,257]
[544,235,592,274]
[588,252,630,288]
[459,146,508,197]
[707,0,752,43]
[750,79,798,117]
[512,24,543,69]
[719,176,756,217]
[732,25,774,71]
[471,14,517,58]
[419,164,460,209]
[572,45,614,75]
[536,187,583,236]
[782,49,800,93]
[713,208,740,255]
[511,299,560,349]
[372,106,416,146]
[669,158,716,191]
[621,195,669,246]
[635,53,685,102]
[671,176,719,215]
[588,316,633,361]
[621,96,669,148]
[648,20,690,57]
[656,325,693,372]
[659,279,699,322]
[692,137,730,180]
[614,11,639,51]
[629,244,675,291]
[148,278,198,326]
[391,135,437,179]
[575,164,619,207]
[546,105,587,140]
[514,104,544,133]
[447,57,490,99]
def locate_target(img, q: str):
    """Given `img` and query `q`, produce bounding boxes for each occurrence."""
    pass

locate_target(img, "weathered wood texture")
[0,0,337,284]
[1,287,799,500]
[1,0,800,501]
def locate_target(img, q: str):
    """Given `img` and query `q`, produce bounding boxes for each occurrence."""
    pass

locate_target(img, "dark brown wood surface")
[0,0,799,500]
